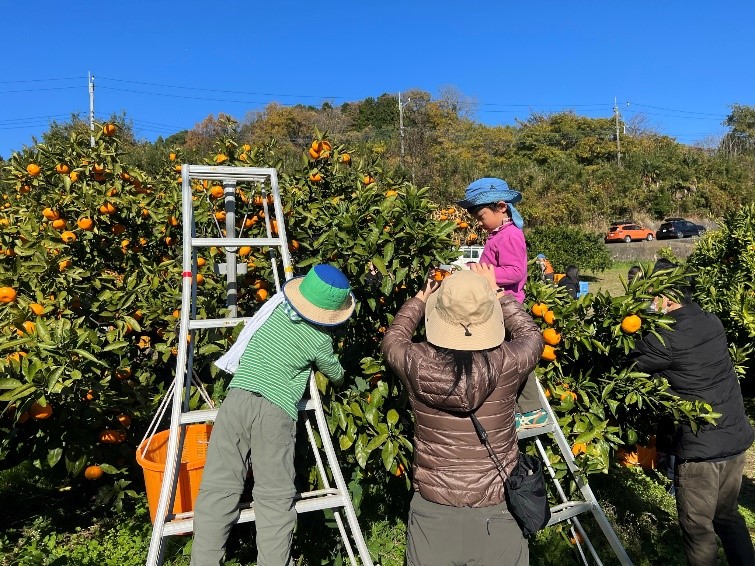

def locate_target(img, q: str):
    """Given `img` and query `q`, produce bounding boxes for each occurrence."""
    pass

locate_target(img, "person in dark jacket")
[381,263,543,566]
[557,265,579,299]
[627,259,754,566]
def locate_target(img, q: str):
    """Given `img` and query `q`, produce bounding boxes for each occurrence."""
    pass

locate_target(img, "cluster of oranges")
[433,205,479,246]
[531,302,560,362]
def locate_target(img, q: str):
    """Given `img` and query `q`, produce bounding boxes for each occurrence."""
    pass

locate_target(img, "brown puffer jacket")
[381,294,543,508]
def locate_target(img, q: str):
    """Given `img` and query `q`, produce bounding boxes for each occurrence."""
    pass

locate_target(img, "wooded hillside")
[12,92,755,228]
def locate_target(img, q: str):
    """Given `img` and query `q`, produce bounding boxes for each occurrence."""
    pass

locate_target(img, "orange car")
[605,223,654,243]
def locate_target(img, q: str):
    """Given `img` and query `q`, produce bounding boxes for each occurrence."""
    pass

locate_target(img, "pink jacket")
[480,223,527,303]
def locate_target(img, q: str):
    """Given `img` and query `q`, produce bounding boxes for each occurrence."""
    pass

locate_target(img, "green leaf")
[47,447,63,468]
[386,409,399,427]
[71,349,107,366]
[371,256,387,276]
[0,378,23,390]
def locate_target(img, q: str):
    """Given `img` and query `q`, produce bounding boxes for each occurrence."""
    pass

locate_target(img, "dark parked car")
[656,219,706,240]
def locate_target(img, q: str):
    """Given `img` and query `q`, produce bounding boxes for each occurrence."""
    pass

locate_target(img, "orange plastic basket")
[136,423,213,523]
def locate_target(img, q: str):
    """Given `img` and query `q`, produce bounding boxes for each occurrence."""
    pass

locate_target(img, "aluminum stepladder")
[517,379,633,565]
[144,165,373,566]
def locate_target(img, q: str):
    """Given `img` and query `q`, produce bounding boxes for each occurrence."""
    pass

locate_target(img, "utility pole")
[614,96,621,167]
[398,92,405,162]
[89,72,95,147]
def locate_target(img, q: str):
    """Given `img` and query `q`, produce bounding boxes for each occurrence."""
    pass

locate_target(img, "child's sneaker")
[515,409,549,429]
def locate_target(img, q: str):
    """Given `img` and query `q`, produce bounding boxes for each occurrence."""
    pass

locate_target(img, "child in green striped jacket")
[191,264,355,566]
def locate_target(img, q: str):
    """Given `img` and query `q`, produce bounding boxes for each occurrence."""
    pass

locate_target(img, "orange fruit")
[42,208,60,220]
[69,171,79,182]
[117,413,131,427]
[115,367,132,380]
[61,231,77,243]
[196,257,206,267]
[238,246,252,257]
[308,147,320,159]
[20,321,36,334]
[340,153,351,164]
[26,163,41,176]
[543,310,556,325]
[99,202,116,215]
[571,442,587,456]
[309,172,322,183]
[58,259,72,272]
[458,221,469,229]
[560,390,578,401]
[55,163,70,174]
[385,190,398,198]
[0,286,17,303]
[395,463,405,477]
[210,185,224,199]
[29,401,52,420]
[542,328,561,346]
[255,288,269,302]
[289,240,300,252]
[363,175,375,185]
[51,218,67,230]
[169,216,179,227]
[102,123,117,136]
[29,303,44,316]
[98,429,126,444]
[620,314,642,334]
[196,273,205,285]
[541,344,557,362]
[467,233,478,243]
[84,390,95,401]
[531,303,548,318]
[311,140,322,152]
[84,465,104,480]
[214,211,227,222]
[77,218,94,230]
[215,154,229,164]
[169,152,177,161]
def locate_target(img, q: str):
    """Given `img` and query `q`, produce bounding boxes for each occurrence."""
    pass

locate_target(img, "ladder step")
[516,422,557,439]
[188,318,251,330]
[186,165,274,182]
[546,500,595,526]
[178,399,316,425]
[161,489,348,536]
[191,237,284,248]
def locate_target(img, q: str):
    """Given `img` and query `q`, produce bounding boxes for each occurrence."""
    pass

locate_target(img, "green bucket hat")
[283,264,355,326]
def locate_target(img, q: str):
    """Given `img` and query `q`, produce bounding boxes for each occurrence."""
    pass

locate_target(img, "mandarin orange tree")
[686,203,755,381]
[522,263,722,482]
[0,121,458,508]
[0,124,234,498]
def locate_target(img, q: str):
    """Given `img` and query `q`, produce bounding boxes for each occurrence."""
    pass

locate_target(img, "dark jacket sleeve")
[627,331,672,374]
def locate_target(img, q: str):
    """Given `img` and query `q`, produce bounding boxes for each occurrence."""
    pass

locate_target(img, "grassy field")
[583,260,645,297]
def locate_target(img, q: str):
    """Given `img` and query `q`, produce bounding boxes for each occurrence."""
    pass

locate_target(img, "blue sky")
[2,1,753,158]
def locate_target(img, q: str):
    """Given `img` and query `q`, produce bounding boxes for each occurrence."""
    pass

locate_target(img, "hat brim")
[457,178,522,209]
[283,276,355,326]
[425,292,504,351]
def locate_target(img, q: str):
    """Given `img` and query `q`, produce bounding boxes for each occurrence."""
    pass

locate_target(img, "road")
[604,236,703,262]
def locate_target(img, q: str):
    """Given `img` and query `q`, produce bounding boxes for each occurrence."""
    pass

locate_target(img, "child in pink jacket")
[457,177,547,428]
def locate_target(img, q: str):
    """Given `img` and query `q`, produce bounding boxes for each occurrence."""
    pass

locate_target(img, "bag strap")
[470,413,508,482]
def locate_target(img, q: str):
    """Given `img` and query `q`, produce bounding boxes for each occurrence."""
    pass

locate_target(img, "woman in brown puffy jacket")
[381,263,543,566]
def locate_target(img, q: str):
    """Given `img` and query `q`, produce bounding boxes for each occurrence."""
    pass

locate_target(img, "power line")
[97,76,344,100]
[0,77,86,85]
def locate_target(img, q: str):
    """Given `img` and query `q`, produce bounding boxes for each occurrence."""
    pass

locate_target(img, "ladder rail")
[522,378,633,566]
[146,165,372,566]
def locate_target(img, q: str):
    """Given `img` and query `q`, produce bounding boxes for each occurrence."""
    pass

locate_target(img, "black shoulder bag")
[470,413,551,537]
